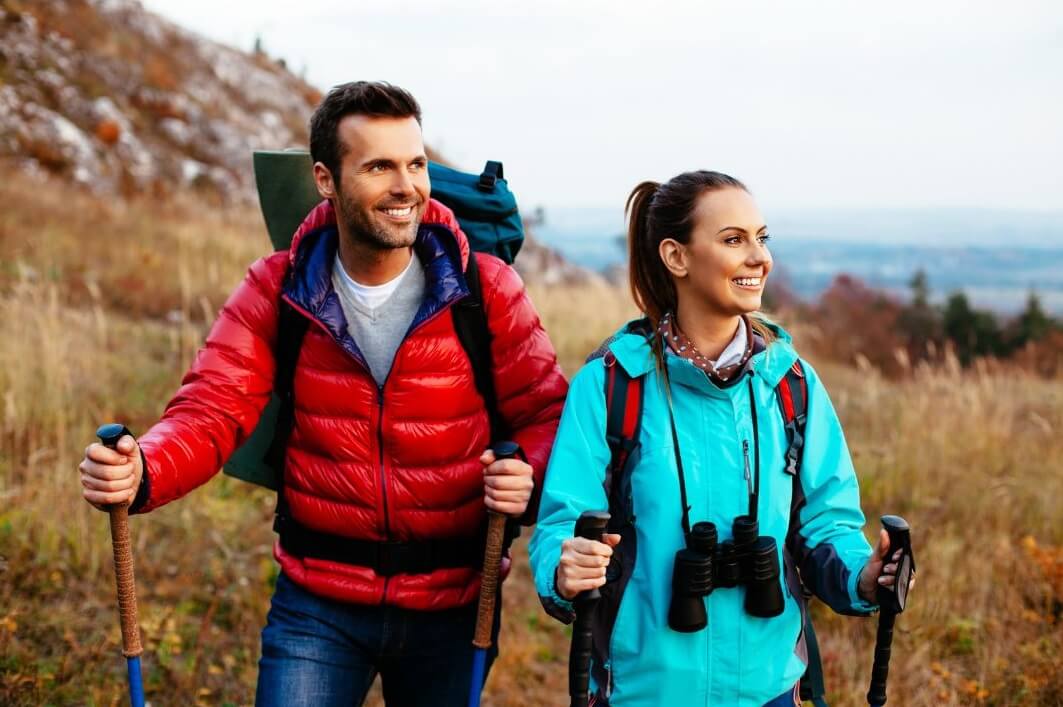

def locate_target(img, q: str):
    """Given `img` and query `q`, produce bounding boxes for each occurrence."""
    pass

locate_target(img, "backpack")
[249,149,523,262]
[590,321,829,707]
[223,150,521,491]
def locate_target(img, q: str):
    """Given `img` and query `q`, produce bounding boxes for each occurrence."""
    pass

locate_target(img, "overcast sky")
[143,0,1062,213]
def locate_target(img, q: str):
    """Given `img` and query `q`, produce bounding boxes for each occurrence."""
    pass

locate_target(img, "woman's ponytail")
[626,181,671,328]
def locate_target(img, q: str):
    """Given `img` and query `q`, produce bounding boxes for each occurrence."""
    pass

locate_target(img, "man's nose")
[389,169,416,196]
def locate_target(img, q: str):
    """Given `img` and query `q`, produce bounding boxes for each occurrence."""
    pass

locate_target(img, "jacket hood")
[287,198,471,269]
[607,316,799,391]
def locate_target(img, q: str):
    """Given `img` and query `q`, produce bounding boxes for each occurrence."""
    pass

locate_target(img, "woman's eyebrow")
[716,225,768,235]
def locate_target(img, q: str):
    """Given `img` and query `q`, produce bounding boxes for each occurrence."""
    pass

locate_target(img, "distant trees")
[1014,292,1053,345]
[941,291,1005,364]
[796,268,1060,375]
[897,270,941,359]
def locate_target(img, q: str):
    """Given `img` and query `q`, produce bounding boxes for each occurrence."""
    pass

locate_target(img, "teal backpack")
[249,150,523,262]
[223,150,523,490]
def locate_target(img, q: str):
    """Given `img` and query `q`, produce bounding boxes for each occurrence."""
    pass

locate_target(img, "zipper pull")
[742,440,753,497]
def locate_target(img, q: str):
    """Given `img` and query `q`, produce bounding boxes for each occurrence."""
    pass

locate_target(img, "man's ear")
[313,162,336,200]
[659,238,688,279]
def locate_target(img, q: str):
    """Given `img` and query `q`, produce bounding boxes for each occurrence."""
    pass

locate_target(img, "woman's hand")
[858,529,916,603]
[556,533,622,600]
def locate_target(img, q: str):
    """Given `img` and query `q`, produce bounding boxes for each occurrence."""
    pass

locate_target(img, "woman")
[529,171,912,706]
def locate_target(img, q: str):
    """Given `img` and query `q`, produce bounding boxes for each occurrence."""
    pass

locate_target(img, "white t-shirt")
[333,254,416,311]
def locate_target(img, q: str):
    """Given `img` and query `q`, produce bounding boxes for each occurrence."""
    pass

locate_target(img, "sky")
[142,0,1063,214]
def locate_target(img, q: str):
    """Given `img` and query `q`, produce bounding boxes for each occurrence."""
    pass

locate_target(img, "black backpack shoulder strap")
[452,251,505,442]
[265,290,312,500]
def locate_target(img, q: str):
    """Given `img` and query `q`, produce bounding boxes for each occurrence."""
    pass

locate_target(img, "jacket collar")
[282,223,469,368]
[609,316,799,393]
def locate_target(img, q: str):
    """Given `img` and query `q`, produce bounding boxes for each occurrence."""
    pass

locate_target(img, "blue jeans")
[255,573,499,706]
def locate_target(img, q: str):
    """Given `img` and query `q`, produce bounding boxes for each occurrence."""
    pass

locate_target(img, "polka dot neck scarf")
[657,311,753,385]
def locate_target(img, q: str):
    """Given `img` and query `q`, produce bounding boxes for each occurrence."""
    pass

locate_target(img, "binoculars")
[668,515,785,632]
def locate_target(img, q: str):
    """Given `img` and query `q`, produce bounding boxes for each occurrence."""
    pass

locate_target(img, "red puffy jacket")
[133,199,568,609]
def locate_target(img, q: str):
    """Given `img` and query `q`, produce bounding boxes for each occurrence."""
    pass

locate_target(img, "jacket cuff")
[128,448,151,514]
[539,568,576,624]
[848,564,879,615]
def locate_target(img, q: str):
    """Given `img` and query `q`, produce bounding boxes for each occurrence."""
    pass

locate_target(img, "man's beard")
[336,189,421,250]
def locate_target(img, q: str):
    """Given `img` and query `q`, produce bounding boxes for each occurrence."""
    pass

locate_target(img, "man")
[78,81,568,706]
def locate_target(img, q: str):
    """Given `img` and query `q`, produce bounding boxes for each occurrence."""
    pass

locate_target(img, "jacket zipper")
[377,385,389,537]
[372,302,461,544]
[742,439,753,499]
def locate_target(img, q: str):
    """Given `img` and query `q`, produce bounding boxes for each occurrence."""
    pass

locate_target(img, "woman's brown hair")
[626,171,776,346]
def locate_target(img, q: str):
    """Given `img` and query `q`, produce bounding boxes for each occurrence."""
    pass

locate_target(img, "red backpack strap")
[603,352,643,513]
[776,360,808,477]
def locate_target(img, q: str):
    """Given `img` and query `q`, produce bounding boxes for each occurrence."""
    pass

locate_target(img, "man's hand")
[858,528,917,603]
[78,434,143,511]
[556,533,622,600]
[479,448,534,517]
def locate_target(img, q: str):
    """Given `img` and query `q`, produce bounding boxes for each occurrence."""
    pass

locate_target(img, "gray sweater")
[331,253,427,386]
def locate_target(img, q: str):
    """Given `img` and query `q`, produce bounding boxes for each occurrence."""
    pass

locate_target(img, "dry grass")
[1,170,1061,705]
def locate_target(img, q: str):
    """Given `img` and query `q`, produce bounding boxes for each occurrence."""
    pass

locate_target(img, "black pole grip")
[574,511,611,601]
[878,515,914,613]
[569,510,611,707]
[866,610,896,706]
[866,514,913,706]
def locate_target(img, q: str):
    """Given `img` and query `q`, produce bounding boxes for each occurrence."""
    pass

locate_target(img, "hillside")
[0,0,594,283]
[0,0,319,201]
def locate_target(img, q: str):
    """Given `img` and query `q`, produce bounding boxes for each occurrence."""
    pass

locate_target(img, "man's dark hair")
[309,81,422,183]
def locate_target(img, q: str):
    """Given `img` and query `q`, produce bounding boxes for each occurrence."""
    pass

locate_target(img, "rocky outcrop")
[0,0,319,201]
[0,0,595,283]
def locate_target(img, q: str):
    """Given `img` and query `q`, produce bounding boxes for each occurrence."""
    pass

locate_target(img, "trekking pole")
[96,423,146,707]
[866,515,915,707]
[467,441,522,707]
[569,510,611,707]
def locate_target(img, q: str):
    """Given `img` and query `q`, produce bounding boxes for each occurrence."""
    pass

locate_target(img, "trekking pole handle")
[866,515,913,706]
[866,609,895,706]
[97,423,143,658]
[574,511,611,601]
[472,441,523,650]
[569,510,611,707]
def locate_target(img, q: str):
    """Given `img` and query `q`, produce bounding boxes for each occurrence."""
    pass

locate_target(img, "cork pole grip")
[97,424,143,658]
[473,511,506,649]
[108,505,143,657]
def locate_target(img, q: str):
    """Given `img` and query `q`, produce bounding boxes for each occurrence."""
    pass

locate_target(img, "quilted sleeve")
[131,254,286,513]
[479,254,569,525]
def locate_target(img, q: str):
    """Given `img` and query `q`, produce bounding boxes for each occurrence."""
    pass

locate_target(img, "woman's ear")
[313,162,337,200]
[659,238,688,279]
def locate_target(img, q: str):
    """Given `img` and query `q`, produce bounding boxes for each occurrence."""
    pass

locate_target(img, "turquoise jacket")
[529,321,876,706]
